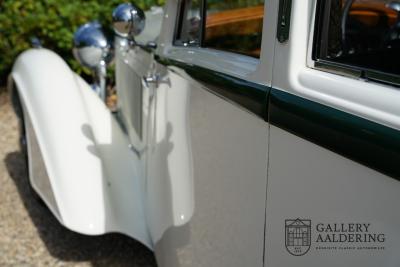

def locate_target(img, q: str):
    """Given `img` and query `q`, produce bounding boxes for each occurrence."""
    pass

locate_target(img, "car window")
[175,0,265,58]
[314,0,400,84]
[175,0,203,46]
[204,0,265,58]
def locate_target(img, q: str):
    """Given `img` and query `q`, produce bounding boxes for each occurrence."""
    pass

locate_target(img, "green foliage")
[0,0,164,84]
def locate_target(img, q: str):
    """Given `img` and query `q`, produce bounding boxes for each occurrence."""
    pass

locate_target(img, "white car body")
[8,0,400,266]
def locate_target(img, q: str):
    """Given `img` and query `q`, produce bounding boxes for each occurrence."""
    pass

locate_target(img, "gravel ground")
[0,91,157,267]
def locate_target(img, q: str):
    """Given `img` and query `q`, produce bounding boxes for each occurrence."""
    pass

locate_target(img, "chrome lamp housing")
[73,21,113,101]
[112,3,146,39]
[73,21,112,69]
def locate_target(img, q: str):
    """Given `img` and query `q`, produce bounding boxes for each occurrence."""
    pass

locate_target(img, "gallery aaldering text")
[315,223,385,243]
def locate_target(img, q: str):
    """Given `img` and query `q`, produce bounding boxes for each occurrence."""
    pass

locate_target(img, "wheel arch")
[9,48,108,235]
[8,49,152,249]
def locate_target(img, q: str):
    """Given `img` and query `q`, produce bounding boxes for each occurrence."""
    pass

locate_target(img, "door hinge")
[277,0,293,43]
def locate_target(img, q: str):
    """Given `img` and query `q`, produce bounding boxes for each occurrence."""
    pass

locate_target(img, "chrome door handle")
[143,74,159,86]
[143,74,170,87]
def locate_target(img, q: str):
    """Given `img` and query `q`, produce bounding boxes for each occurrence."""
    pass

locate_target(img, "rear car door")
[146,0,278,266]
[266,0,400,266]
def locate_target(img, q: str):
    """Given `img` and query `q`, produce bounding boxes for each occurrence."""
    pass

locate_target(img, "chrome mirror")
[112,3,145,39]
[73,21,112,101]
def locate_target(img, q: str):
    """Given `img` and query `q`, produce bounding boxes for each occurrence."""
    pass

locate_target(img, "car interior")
[325,0,400,76]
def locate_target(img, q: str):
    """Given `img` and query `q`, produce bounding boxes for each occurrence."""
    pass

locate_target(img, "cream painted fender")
[10,48,152,248]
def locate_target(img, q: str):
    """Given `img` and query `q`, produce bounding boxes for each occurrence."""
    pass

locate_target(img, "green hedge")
[0,0,163,85]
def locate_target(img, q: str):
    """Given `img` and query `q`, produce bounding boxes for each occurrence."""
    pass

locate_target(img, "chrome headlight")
[112,3,145,38]
[73,21,113,69]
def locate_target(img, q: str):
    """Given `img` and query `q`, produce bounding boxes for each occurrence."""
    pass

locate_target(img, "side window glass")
[175,0,203,46]
[204,0,265,58]
[314,0,400,83]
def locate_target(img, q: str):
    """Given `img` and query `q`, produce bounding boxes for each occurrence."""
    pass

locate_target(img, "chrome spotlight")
[73,21,112,68]
[113,3,145,39]
[73,21,112,101]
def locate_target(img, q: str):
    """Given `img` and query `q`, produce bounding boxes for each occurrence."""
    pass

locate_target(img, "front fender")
[10,49,151,248]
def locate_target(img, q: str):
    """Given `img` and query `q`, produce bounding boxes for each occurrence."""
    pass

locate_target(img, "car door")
[265,0,400,266]
[144,0,278,266]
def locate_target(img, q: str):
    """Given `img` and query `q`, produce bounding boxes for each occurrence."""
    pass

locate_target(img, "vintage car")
[7,0,400,266]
